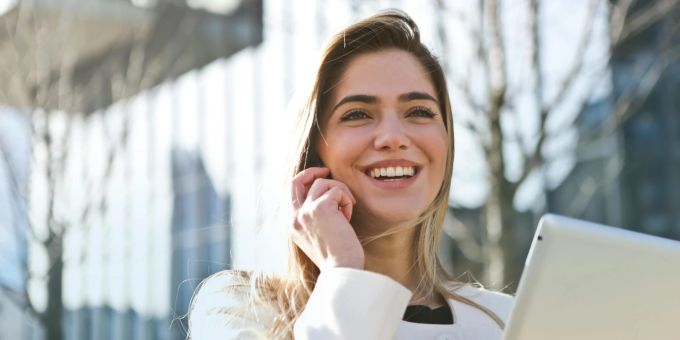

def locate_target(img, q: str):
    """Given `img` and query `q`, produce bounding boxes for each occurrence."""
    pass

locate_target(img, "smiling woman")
[189,9,513,340]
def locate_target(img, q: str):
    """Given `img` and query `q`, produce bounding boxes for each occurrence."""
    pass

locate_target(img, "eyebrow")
[331,91,438,113]
[398,91,438,103]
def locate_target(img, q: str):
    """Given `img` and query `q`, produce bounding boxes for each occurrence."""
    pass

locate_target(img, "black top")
[402,304,454,325]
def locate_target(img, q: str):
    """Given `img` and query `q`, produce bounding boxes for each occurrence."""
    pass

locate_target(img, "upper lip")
[360,159,421,173]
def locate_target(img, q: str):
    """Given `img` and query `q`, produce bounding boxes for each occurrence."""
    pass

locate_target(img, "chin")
[357,202,426,227]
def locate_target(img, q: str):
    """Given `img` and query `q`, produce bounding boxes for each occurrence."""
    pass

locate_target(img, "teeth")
[368,166,416,178]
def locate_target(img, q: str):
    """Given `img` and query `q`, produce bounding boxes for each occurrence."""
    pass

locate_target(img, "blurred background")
[0,0,678,339]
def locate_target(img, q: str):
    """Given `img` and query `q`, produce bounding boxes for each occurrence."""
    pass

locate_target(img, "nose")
[373,114,410,151]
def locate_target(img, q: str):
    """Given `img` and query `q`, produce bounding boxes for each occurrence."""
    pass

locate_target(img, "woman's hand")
[290,167,365,271]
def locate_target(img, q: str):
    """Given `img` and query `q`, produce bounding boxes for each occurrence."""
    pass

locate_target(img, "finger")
[334,181,356,206]
[307,178,352,201]
[319,187,353,221]
[291,167,330,209]
[326,174,357,205]
[339,195,353,221]
[332,179,357,205]
[307,178,355,205]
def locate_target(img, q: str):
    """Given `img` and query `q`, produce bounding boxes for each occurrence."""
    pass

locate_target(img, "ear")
[305,153,325,169]
[309,154,331,179]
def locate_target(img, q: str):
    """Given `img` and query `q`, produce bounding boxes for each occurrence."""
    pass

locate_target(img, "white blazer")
[190,268,514,340]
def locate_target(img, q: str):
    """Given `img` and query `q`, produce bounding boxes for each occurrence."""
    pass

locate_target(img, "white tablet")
[503,214,680,340]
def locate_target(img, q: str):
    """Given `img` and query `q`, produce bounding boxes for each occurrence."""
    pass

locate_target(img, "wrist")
[323,255,365,270]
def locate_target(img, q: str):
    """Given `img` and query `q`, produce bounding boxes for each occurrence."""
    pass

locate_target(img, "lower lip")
[364,170,420,189]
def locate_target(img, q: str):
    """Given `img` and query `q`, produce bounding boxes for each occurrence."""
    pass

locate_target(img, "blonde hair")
[190,9,504,339]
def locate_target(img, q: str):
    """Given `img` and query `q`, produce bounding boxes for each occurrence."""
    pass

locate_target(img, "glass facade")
[169,148,229,340]
[554,8,680,241]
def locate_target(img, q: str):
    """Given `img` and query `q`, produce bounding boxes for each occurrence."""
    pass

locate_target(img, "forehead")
[331,49,437,104]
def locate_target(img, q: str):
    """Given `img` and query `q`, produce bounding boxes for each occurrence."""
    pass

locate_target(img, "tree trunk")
[483,176,505,288]
[484,171,519,290]
[481,0,519,290]
[44,235,64,340]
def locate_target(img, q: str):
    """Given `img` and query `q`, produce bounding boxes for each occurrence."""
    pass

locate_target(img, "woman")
[189,9,513,340]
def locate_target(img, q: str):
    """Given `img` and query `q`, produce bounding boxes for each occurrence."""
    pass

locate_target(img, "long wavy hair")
[190,9,503,340]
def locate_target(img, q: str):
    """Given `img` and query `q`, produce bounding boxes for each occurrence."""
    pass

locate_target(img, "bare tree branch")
[435,0,450,74]
[549,44,676,160]
[442,212,484,263]
[516,0,678,190]
[450,0,495,150]
[566,156,625,217]
[609,0,634,43]
[528,0,544,107]
[448,0,677,289]
[485,0,507,103]
[515,0,545,190]
[450,76,491,149]
[0,135,39,320]
[485,0,508,165]
[516,0,600,191]
[616,0,679,43]
[481,0,513,288]
[0,285,39,321]
[452,75,488,114]
[545,0,600,111]
[604,48,679,135]
[477,0,491,107]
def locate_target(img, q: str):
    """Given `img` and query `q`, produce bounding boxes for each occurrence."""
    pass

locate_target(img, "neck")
[362,227,417,287]
[353,218,444,308]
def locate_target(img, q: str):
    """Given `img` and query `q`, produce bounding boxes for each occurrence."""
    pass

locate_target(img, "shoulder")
[449,283,515,322]
[189,270,278,339]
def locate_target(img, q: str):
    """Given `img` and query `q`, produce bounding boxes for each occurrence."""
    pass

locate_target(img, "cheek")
[318,130,366,174]
[422,126,449,160]
[423,126,449,182]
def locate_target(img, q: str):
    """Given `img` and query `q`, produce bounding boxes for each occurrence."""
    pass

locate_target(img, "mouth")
[360,159,422,188]
[365,165,419,181]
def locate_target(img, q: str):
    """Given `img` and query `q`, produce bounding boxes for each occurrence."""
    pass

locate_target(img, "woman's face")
[317,49,449,226]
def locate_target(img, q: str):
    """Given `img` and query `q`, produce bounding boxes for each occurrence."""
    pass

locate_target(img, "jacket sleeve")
[294,268,412,340]
[188,271,275,340]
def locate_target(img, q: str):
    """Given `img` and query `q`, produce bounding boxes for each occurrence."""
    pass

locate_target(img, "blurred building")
[615,15,680,240]
[169,148,230,340]
[551,3,680,241]
[0,109,39,340]
[62,148,229,340]
[0,0,261,339]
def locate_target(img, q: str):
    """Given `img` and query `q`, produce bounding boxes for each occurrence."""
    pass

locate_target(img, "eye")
[340,109,370,122]
[408,107,436,118]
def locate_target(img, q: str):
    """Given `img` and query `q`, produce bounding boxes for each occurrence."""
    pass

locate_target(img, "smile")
[360,159,422,189]
[368,166,416,180]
